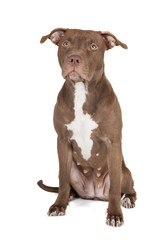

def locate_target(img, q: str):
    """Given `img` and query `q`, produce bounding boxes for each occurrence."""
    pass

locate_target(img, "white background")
[0,0,160,239]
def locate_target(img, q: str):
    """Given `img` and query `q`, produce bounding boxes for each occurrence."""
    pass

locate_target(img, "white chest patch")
[66,82,98,160]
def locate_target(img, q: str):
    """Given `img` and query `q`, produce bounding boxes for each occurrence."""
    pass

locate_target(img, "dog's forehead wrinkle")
[65,29,101,42]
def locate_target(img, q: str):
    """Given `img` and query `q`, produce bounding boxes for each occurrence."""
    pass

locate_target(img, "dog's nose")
[68,55,82,66]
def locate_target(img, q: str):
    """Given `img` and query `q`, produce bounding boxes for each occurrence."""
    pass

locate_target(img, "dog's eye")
[62,40,70,47]
[90,43,98,50]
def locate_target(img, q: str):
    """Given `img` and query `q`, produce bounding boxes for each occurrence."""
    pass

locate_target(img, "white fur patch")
[66,82,98,160]
[121,197,135,208]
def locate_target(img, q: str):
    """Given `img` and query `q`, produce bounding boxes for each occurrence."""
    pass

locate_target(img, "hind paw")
[121,197,135,209]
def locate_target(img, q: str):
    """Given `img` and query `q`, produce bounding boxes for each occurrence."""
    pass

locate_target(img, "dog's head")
[41,28,127,84]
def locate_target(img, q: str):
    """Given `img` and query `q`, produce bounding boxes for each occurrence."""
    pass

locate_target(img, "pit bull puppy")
[38,28,137,227]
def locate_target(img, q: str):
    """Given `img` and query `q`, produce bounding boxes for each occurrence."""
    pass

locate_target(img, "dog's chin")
[67,71,84,82]
[64,71,89,90]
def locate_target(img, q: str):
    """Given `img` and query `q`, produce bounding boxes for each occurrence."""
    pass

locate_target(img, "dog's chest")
[66,82,98,160]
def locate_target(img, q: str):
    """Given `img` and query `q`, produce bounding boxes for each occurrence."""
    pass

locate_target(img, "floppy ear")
[40,28,67,45]
[100,31,128,50]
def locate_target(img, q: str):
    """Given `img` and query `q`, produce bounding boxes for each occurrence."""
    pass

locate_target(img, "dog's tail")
[37,180,59,193]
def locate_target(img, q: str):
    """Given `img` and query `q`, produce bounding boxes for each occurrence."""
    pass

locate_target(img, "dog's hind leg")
[121,164,137,208]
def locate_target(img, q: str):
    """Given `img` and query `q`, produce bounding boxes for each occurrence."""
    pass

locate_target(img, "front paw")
[47,205,66,216]
[106,210,124,227]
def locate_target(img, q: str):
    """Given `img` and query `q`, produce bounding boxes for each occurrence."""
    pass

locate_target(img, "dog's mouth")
[65,70,89,91]
[64,70,88,87]
[67,71,83,82]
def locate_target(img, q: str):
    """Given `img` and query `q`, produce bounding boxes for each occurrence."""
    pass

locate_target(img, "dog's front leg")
[106,141,123,227]
[48,136,72,216]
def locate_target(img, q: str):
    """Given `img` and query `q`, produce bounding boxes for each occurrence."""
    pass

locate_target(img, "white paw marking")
[106,215,123,227]
[121,197,134,208]
[50,211,57,216]
[66,82,98,160]
[49,210,65,216]
[106,218,110,225]
[116,219,121,227]
[111,219,115,227]
[58,212,65,216]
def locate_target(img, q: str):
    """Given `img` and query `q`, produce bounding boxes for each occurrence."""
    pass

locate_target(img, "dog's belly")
[70,161,110,201]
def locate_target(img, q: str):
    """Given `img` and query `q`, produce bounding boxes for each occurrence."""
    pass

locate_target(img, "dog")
[37,28,137,227]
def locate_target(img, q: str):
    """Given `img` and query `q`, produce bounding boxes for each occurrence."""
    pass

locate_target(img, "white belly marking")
[66,82,98,160]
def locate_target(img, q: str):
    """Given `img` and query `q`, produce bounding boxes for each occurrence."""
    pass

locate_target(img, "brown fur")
[38,28,136,227]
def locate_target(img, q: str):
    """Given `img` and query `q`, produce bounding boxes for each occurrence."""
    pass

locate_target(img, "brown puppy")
[38,28,136,227]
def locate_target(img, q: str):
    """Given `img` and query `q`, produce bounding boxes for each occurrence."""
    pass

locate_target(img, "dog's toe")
[58,211,65,216]
[111,217,115,227]
[115,217,121,227]
[49,211,57,216]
